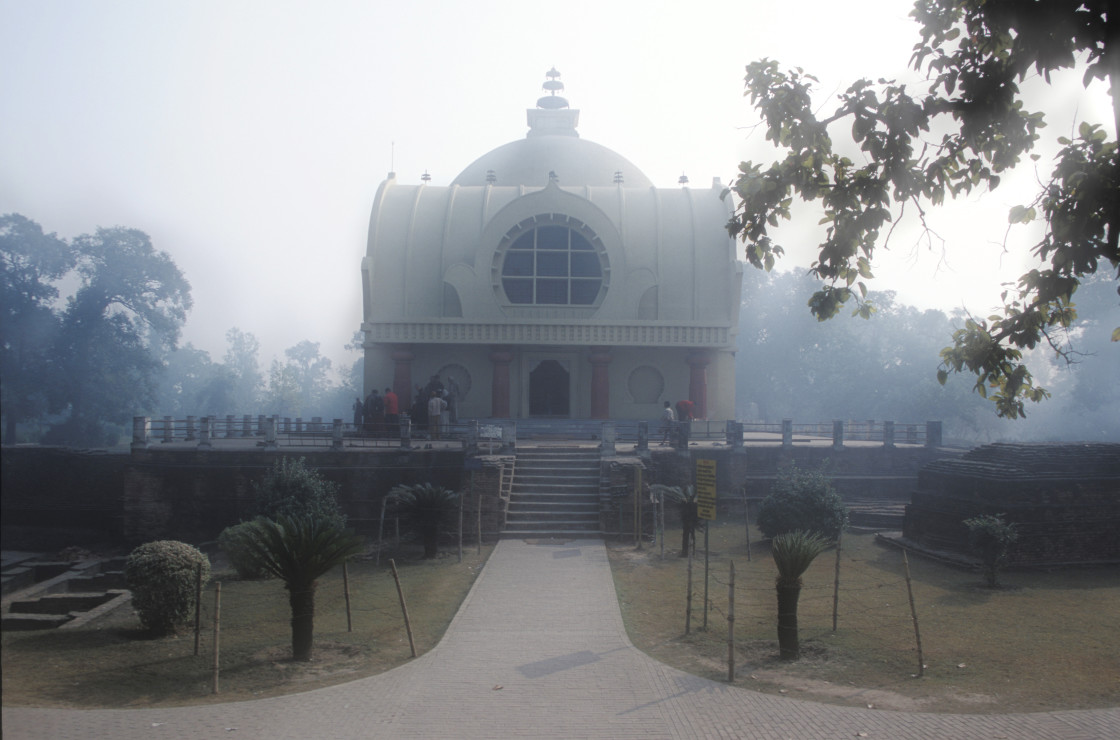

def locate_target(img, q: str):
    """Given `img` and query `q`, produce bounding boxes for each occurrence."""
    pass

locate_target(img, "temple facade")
[361,71,742,421]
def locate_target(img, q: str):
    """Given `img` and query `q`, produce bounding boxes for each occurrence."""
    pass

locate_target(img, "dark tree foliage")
[726,0,1118,419]
[756,464,848,541]
[385,483,460,558]
[50,227,191,444]
[0,214,73,440]
[253,457,347,530]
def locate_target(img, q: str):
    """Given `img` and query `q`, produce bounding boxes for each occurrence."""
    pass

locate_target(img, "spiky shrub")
[125,540,210,635]
[757,464,848,540]
[964,513,1019,588]
[217,520,271,580]
[385,483,460,558]
[771,530,830,660]
[243,514,364,661]
[650,484,700,557]
[253,457,346,530]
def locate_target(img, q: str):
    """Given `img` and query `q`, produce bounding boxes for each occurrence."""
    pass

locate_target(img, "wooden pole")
[903,551,925,677]
[743,493,752,562]
[211,582,221,695]
[475,473,482,554]
[458,489,464,563]
[377,497,388,566]
[727,560,735,683]
[343,561,353,632]
[659,492,665,560]
[635,467,642,549]
[703,521,710,631]
[193,562,203,656]
[832,531,842,632]
[685,546,693,635]
[389,559,417,657]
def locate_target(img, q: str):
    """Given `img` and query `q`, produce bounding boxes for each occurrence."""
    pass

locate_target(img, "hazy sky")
[1,0,1113,373]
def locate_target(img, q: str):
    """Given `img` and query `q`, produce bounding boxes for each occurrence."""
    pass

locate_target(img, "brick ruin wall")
[901,443,1120,566]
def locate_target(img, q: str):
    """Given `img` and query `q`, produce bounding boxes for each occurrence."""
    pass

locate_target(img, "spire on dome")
[527,68,579,138]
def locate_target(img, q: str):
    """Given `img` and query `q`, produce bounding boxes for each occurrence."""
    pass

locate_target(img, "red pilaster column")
[490,347,513,418]
[392,347,414,409]
[687,352,710,420]
[589,348,612,419]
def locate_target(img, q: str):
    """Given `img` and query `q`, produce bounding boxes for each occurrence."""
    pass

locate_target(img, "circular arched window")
[497,216,607,306]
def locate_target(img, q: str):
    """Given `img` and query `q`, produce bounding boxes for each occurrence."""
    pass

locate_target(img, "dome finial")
[537,68,568,110]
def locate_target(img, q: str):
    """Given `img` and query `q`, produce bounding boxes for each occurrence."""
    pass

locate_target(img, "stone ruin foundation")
[899,443,1120,567]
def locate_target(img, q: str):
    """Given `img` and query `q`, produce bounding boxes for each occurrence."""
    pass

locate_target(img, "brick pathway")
[3,540,1117,739]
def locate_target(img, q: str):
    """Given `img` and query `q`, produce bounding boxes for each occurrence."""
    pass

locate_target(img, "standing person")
[659,401,676,445]
[675,398,694,423]
[446,376,460,424]
[427,391,447,441]
[352,397,364,431]
[367,389,385,437]
[411,385,428,437]
[383,386,399,434]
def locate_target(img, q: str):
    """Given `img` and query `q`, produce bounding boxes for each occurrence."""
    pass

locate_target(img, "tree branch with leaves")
[725,0,1118,419]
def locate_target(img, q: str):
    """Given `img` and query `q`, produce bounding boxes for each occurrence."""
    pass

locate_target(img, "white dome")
[451,135,653,189]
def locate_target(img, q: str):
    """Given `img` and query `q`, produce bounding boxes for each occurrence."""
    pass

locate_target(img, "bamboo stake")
[193,562,203,656]
[703,521,710,631]
[343,561,353,632]
[390,559,417,657]
[727,560,735,683]
[458,489,464,563]
[743,493,752,562]
[211,582,221,694]
[832,531,842,632]
[376,497,388,566]
[685,546,693,635]
[635,467,643,549]
[475,472,482,555]
[903,551,925,677]
[659,493,665,560]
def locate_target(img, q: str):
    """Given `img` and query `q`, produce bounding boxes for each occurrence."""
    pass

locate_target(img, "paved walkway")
[4,540,1117,739]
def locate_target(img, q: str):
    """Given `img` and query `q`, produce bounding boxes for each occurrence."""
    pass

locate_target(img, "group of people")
[353,387,400,437]
[660,398,694,445]
[353,375,457,439]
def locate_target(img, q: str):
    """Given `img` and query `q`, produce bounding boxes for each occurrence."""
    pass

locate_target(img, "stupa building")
[361,70,742,421]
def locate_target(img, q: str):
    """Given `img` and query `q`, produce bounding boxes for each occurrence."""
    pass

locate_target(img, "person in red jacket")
[383,387,400,435]
[675,398,695,423]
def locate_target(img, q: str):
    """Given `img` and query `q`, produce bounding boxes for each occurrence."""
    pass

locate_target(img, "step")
[8,592,117,615]
[0,568,36,597]
[66,572,128,592]
[1,613,74,631]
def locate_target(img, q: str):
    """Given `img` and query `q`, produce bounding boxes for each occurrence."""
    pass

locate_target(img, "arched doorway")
[529,360,570,417]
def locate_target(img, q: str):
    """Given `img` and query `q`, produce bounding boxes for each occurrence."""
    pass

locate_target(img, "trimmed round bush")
[217,521,272,580]
[125,540,210,635]
[757,465,848,541]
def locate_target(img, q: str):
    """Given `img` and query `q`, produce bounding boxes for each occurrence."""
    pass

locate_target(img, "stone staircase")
[2,554,129,631]
[503,446,603,539]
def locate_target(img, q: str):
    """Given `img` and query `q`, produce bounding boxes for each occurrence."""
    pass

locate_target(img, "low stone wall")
[901,443,1120,566]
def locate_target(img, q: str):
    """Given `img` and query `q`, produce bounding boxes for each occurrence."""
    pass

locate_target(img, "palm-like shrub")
[757,464,847,540]
[964,513,1019,588]
[125,540,210,635]
[771,530,831,660]
[385,483,459,559]
[242,514,364,661]
[650,484,699,557]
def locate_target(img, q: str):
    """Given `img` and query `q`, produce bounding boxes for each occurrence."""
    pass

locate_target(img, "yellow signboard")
[696,458,717,521]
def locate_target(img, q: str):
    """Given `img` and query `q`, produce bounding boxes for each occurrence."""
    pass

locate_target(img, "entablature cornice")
[362,321,731,347]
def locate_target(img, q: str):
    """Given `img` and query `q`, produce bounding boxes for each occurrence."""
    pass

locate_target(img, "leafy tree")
[726,0,1118,419]
[124,540,210,636]
[253,457,346,530]
[650,484,700,557]
[217,520,273,580]
[771,530,831,660]
[50,227,191,443]
[0,214,73,440]
[756,464,848,541]
[964,513,1019,588]
[385,483,460,558]
[242,514,363,661]
[223,327,263,413]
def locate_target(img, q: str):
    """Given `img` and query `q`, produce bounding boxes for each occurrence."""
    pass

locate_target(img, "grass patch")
[2,544,492,708]
[609,522,1120,713]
